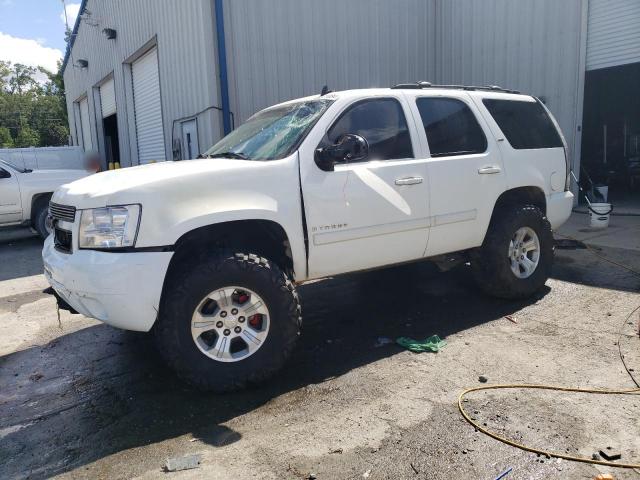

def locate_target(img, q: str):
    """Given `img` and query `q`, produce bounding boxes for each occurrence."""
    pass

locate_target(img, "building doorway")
[181,119,199,159]
[581,62,640,207]
[103,114,120,169]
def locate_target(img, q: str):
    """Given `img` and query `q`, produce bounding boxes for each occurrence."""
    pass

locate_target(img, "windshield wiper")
[204,151,249,160]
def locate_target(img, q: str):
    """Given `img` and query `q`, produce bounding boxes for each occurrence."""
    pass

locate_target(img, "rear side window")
[416,98,487,157]
[482,99,563,149]
[324,98,414,160]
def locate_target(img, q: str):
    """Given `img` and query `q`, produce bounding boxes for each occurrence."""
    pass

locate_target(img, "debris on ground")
[396,335,446,353]
[593,474,615,480]
[163,453,202,472]
[479,375,489,383]
[308,473,317,480]
[410,462,419,474]
[29,372,43,382]
[374,336,394,348]
[599,447,622,461]
[494,467,513,479]
[504,315,517,324]
[362,469,372,478]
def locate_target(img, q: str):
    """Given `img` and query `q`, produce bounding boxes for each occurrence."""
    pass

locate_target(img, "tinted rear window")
[482,99,563,149]
[416,97,487,157]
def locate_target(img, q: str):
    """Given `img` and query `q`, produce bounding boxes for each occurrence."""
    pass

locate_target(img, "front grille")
[54,227,72,253]
[49,202,76,223]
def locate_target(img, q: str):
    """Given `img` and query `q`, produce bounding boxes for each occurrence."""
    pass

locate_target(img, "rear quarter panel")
[470,93,567,202]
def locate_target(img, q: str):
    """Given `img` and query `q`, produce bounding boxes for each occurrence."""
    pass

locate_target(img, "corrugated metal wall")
[63,0,222,166]
[433,0,586,169]
[65,0,588,172]
[223,0,585,169]
[223,0,437,123]
[586,0,640,71]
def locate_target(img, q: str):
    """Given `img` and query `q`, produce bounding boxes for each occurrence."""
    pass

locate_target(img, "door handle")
[395,176,423,185]
[478,166,501,174]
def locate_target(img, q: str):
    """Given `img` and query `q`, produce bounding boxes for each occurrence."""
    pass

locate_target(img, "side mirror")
[314,134,369,172]
[0,168,10,179]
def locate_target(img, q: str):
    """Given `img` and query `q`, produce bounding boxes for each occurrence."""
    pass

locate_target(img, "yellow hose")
[459,298,640,470]
[458,384,640,469]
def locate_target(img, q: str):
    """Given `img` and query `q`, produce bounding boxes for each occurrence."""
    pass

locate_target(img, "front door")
[300,96,430,278]
[0,166,22,224]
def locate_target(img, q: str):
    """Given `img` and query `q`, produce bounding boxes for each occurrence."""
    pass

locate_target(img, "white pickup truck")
[43,84,573,391]
[0,160,87,238]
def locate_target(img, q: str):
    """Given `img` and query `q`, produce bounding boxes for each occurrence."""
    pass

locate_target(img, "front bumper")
[546,191,574,230]
[42,235,173,332]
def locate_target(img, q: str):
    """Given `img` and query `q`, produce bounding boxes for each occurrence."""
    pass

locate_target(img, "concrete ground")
[1,214,639,480]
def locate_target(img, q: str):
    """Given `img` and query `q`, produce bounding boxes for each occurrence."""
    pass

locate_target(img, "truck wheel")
[471,205,553,299]
[155,252,301,392]
[34,203,52,239]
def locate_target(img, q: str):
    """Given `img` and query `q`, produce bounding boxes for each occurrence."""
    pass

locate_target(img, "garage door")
[587,0,640,70]
[79,97,92,151]
[100,77,116,118]
[132,47,166,164]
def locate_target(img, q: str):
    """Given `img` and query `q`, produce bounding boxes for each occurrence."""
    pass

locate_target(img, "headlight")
[79,205,141,249]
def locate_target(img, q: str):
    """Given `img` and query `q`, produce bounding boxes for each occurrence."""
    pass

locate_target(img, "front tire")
[155,251,301,392]
[471,205,553,299]
[34,204,51,239]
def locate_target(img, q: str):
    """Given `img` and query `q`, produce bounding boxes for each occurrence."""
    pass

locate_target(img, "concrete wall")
[63,0,222,167]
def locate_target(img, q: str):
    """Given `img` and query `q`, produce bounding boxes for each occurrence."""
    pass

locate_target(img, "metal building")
[62,0,640,197]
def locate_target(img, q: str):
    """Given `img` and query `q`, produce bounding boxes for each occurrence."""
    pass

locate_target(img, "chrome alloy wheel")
[191,286,270,363]
[508,227,540,279]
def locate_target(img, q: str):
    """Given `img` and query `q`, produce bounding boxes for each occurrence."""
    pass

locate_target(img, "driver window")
[320,98,414,161]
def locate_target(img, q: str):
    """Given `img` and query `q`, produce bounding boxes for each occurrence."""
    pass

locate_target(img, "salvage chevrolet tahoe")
[43,84,574,391]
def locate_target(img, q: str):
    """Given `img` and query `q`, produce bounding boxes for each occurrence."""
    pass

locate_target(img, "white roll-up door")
[587,0,640,70]
[79,97,93,151]
[100,78,116,118]
[132,47,166,164]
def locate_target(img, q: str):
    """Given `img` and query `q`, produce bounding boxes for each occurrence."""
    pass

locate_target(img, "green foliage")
[0,127,14,148]
[14,123,40,147]
[0,60,69,148]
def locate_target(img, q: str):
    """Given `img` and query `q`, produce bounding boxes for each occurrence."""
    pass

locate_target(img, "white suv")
[43,84,573,391]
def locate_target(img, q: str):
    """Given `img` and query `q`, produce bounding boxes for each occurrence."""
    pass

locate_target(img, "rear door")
[405,91,507,256]
[300,94,431,278]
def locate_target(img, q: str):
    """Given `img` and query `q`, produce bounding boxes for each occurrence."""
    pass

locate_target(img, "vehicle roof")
[270,86,535,110]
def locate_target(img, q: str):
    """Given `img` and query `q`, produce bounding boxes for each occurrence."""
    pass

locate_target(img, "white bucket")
[589,202,612,228]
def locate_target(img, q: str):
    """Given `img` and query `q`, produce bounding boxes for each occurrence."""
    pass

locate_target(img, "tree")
[14,123,40,147]
[0,127,13,148]
[0,61,11,92]
[0,60,69,148]
[8,64,38,95]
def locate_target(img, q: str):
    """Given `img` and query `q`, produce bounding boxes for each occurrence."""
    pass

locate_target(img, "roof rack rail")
[391,81,520,94]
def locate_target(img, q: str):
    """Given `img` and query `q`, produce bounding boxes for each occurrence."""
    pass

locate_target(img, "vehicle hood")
[51,159,268,208]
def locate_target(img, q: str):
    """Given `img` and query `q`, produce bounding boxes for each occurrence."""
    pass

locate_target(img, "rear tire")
[471,205,553,299]
[154,251,301,392]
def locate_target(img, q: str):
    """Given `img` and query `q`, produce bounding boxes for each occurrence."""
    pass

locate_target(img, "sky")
[0,0,80,74]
